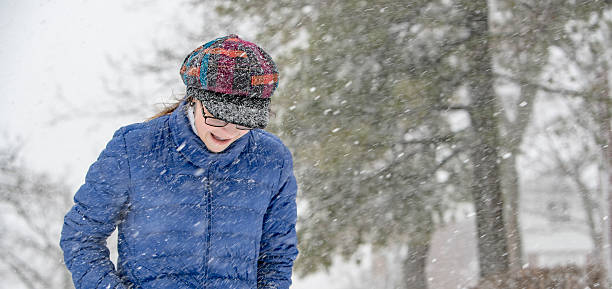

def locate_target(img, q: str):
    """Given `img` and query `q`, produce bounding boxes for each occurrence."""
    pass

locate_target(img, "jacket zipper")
[203,163,215,287]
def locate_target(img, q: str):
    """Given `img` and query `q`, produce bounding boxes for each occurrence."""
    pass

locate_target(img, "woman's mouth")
[211,133,231,143]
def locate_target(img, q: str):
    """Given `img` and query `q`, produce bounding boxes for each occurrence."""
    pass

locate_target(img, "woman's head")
[148,34,279,152]
[191,99,250,153]
[180,34,279,129]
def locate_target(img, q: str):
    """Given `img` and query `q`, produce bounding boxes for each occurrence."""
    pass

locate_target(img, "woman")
[60,35,298,289]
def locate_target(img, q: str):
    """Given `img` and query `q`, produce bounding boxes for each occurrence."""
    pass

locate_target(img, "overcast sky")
[0,0,188,187]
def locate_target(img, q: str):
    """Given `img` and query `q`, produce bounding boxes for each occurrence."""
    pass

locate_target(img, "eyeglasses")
[203,116,252,130]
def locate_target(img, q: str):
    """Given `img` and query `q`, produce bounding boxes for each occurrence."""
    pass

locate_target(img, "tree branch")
[1,250,47,288]
[401,134,456,145]
[495,71,586,97]
[435,105,470,111]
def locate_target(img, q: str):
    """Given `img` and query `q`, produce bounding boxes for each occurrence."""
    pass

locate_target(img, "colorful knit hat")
[180,34,279,129]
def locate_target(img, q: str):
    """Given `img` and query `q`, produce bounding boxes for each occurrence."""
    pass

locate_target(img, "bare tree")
[0,146,74,289]
[538,5,611,280]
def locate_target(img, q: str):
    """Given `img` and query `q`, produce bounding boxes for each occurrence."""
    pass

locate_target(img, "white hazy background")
[1,0,183,187]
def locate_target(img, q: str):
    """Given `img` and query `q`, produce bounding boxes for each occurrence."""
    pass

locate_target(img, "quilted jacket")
[60,101,298,289]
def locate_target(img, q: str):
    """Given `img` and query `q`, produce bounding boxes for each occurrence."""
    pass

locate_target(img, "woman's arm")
[257,149,299,289]
[60,128,131,289]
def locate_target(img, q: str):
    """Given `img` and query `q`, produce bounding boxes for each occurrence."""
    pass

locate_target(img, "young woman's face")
[193,100,250,153]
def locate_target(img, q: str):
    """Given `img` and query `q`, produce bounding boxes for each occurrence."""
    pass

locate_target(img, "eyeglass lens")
[204,117,251,130]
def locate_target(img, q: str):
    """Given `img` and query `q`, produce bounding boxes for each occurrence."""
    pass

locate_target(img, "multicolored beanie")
[180,34,279,129]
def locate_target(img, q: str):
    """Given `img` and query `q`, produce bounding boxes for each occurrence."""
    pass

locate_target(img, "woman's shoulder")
[109,115,172,153]
[115,115,170,137]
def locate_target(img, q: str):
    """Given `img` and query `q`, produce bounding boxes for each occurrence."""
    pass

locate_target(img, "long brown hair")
[147,96,192,121]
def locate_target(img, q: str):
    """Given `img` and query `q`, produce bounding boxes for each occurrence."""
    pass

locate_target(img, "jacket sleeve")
[60,127,131,289]
[257,148,299,289]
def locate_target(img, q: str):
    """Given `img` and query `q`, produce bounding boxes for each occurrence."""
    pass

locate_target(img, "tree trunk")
[597,65,612,283]
[401,198,432,289]
[464,0,510,278]
[571,167,605,267]
[606,94,612,286]
[402,240,430,289]
[605,136,612,286]
[501,82,537,271]
[502,154,523,271]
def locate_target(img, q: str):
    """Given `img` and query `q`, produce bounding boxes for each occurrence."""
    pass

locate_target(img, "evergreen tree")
[218,0,507,285]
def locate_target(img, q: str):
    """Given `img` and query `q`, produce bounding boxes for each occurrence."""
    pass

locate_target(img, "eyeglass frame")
[203,116,252,130]
[197,101,252,130]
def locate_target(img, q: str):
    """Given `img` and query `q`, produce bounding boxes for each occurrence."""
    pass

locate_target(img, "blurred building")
[520,176,595,267]
[426,176,596,289]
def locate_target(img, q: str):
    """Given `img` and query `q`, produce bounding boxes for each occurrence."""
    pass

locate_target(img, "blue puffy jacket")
[60,101,298,289]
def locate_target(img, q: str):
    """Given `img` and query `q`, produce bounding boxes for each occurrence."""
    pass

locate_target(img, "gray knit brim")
[187,87,270,129]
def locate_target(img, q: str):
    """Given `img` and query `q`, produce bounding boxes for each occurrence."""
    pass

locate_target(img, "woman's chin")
[203,133,233,152]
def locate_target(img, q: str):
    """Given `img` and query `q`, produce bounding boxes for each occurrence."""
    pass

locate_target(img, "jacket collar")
[169,100,251,169]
